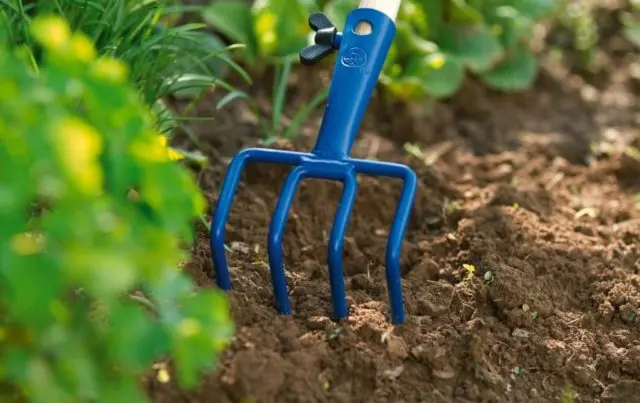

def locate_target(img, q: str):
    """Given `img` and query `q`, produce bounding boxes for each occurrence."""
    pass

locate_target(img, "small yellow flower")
[256,12,277,53]
[256,11,276,33]
[10,232,43,256]
[261,32,276,50]
[131,132,184,163]
[167,147,184,161]
[70,33,96,62]
[152,363,171,383]
[426,53,446,70]
[31,16,70,51]
[157,368,170,383]
[462,264,475,281]
[91,57,129,83]
[50,116,104,195]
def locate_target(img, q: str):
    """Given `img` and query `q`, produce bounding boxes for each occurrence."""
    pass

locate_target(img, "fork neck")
[311,8,396,160]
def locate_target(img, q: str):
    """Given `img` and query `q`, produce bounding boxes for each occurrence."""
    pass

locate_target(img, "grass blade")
[283,86,329,139]
[272,59,292,135]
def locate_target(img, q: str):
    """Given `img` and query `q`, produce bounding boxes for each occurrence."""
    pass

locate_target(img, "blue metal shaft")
[311,9,397,160]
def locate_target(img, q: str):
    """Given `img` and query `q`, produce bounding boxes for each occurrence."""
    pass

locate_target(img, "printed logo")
[340,47,367,68]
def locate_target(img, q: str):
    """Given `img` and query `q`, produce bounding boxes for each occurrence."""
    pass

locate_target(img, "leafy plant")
[551,0,599,69]
[621,0,640,49]
[307,0,555,101]
[203,0,316,66]
[377,0,556,101]
[0,0,248,136]
[260,59,330,142]
[0,16,233,402]
[212,57,329,143]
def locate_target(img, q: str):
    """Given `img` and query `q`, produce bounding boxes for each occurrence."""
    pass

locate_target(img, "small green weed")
[269,60,329,141]
[621,0,640,48]
[462,263,476,280]
[561,384,577,403]
[245,59,330,142]
[552,0,599,70]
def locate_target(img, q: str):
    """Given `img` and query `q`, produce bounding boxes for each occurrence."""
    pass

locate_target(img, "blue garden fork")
[209,0,417,325]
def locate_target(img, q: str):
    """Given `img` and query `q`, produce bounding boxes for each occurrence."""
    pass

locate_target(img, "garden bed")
[145,8,640,403]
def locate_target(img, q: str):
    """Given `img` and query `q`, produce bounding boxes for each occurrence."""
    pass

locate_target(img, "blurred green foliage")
[552,0,599,69]
[0,15,233,402]
[322,0,556,100]
[203,0,315,65]
[202,0,557,101]
[622,0,640,49]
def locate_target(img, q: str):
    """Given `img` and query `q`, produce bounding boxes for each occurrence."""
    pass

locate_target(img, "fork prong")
[210,151,254,291]
[210,148,309,290]
[350,158,418,325]
[267,166,307,316]
[327,171,358,321]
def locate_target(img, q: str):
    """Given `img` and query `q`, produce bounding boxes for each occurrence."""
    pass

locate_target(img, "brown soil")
[145,7,640,403]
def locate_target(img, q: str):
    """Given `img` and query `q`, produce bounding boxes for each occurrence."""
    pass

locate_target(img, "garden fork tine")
[209,0,417,325]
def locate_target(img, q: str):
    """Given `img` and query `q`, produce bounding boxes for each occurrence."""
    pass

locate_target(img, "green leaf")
[174,32,231,78]
[55,343,99,400]
[405,53,465,99]
[162,73,235,99]
[400,0,438,38]
[436,24,504,72]
[170,147,210,168]
[448,0,484,24]
[170,290,234,389]
[380,75,429,102]
[25,357,71,403]
[153,99,176,135]
[396,21,438,56]
[622,19,640,48]
[202,1,258,60]
[99,378,148,403]
[0,14,234,403]
[252,0,311,58]
[492,6,536,49]
[479,44,538,91]
[324,0,358,30]
[283,85,329,139]
[510,0,556,20]
[2,254,63,325]
[216,90,249,110]
[108,304,170,372]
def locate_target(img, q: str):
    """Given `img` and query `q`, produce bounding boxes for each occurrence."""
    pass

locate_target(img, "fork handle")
[311,6,400,160]
[358,0,402,21]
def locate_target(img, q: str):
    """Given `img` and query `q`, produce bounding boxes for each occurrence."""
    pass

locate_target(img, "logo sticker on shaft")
[341,47,368,70]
